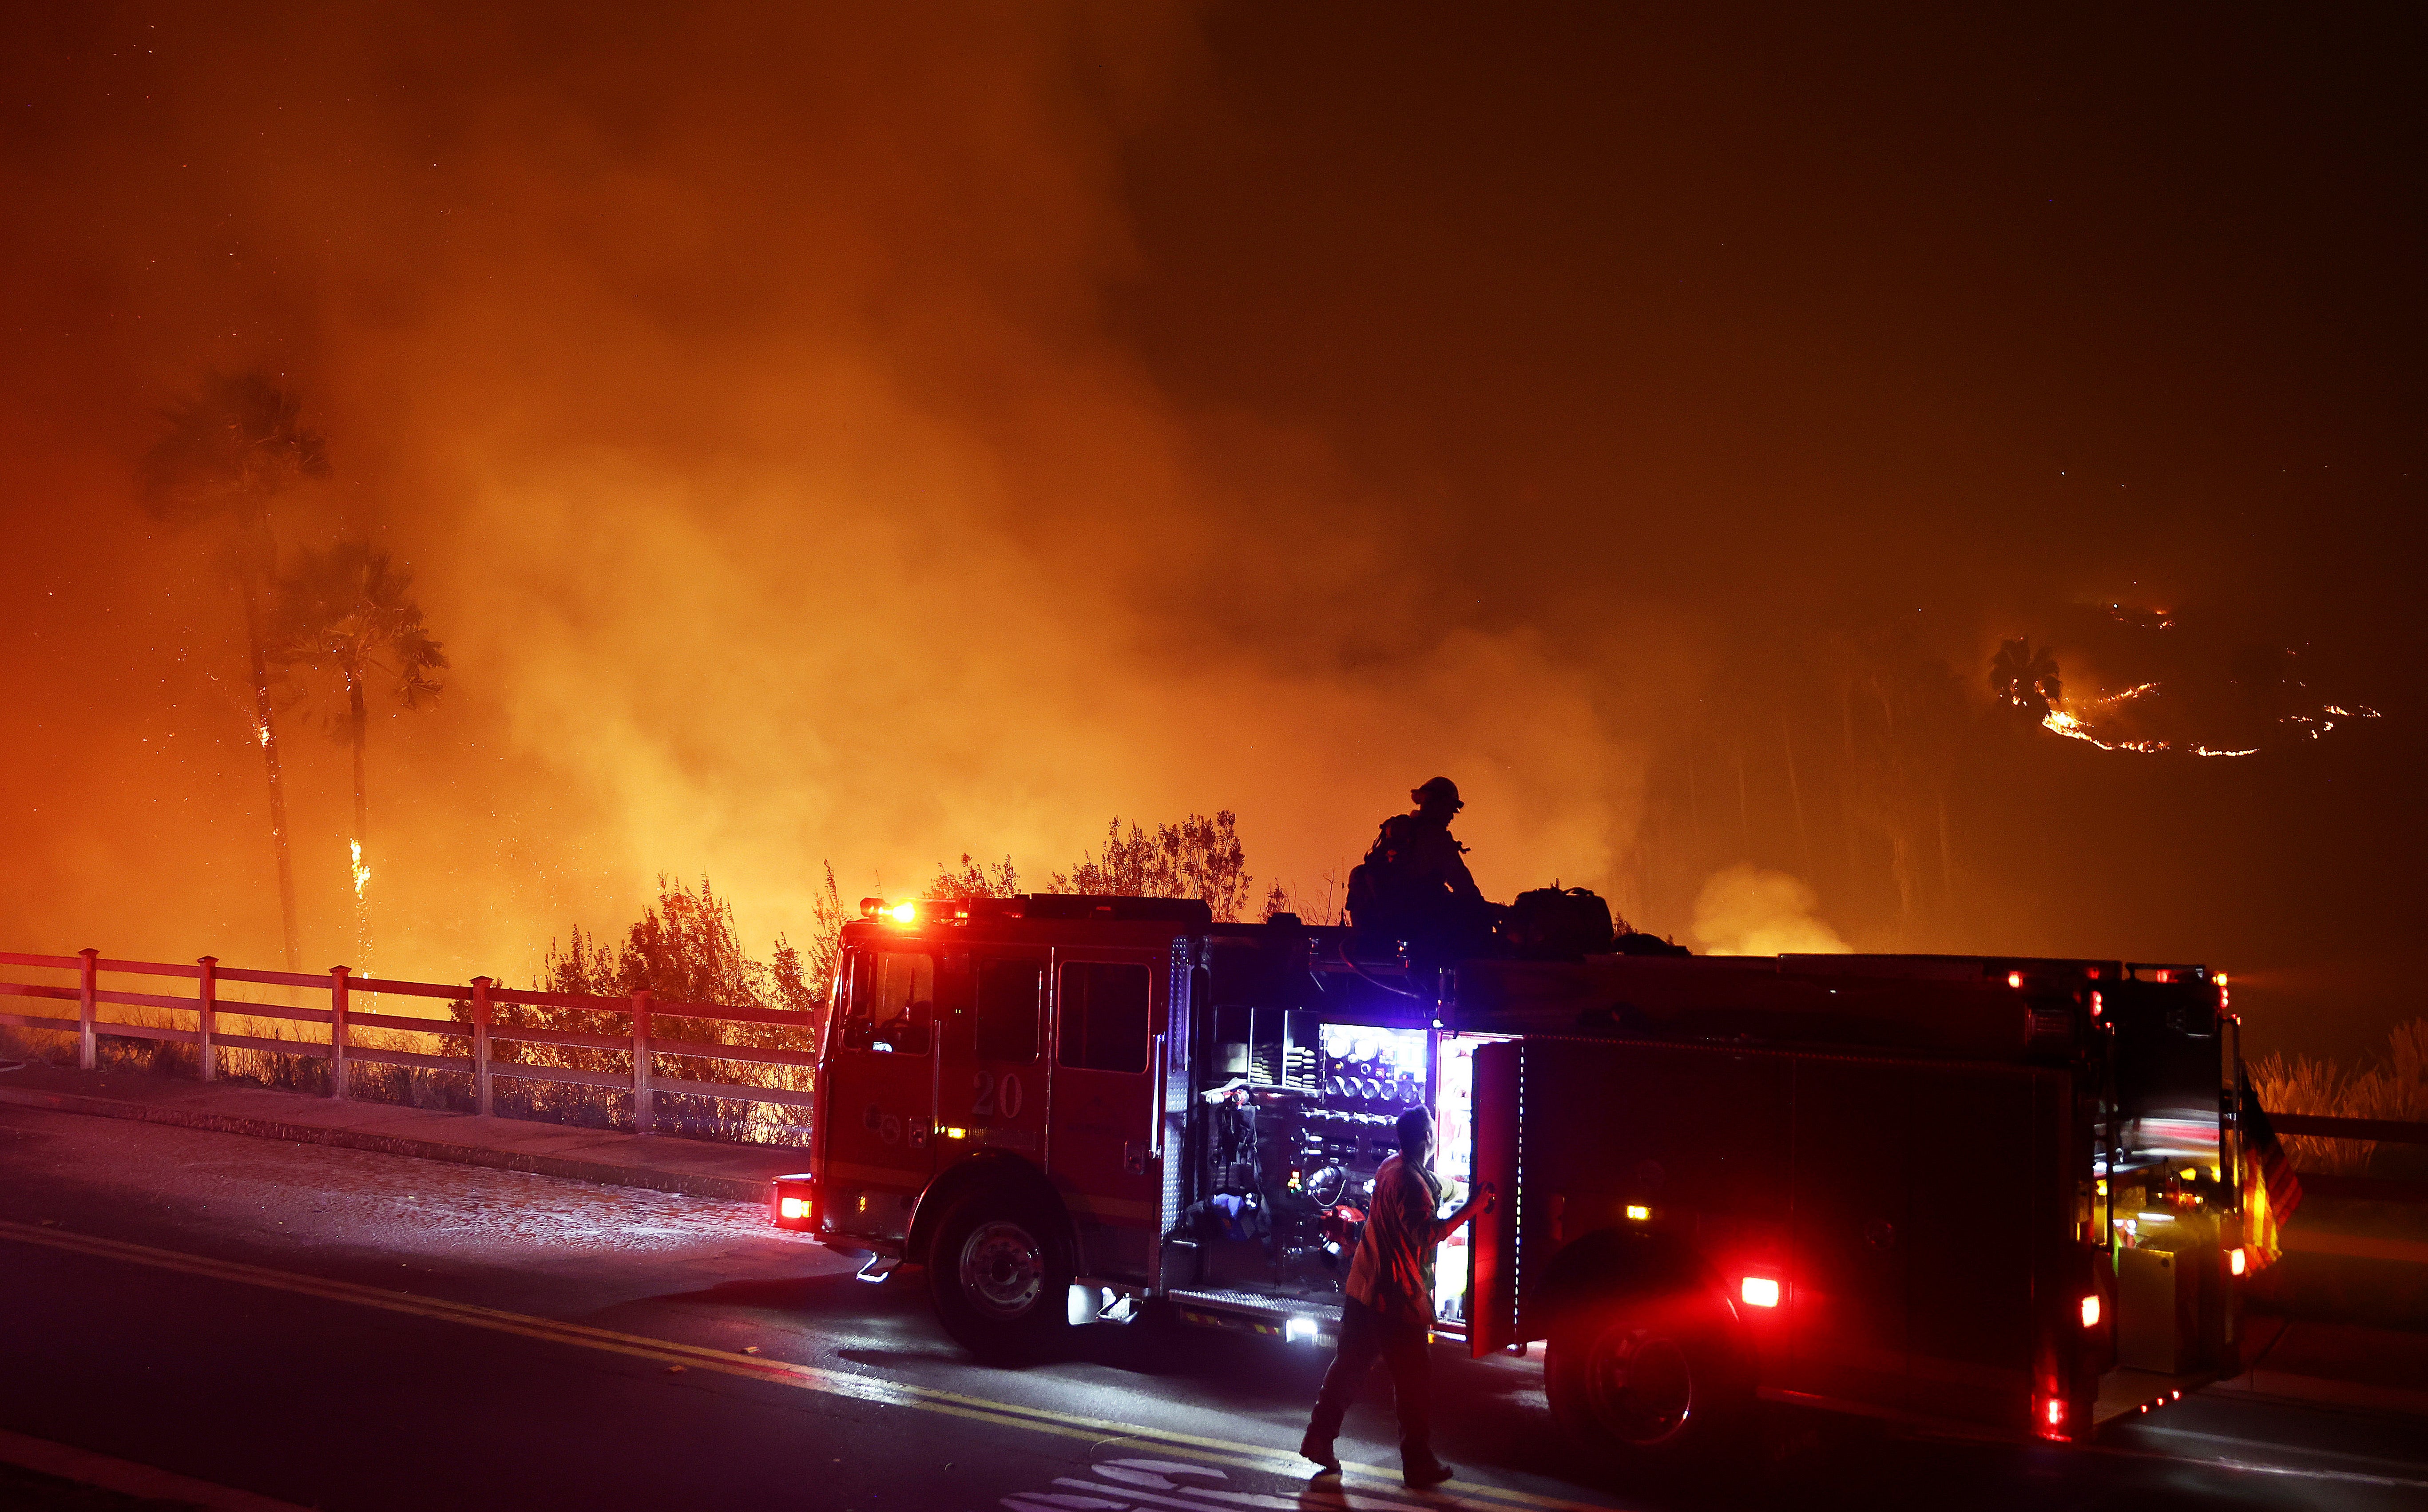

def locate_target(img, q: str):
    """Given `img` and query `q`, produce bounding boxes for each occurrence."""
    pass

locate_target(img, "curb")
[0,1085,776,1204]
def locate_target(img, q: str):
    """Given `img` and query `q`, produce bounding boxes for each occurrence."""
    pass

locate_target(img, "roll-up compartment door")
[1468,1038,1522,1356]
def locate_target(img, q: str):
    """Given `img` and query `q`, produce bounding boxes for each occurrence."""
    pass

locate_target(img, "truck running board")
[1167,1287,1342,1348]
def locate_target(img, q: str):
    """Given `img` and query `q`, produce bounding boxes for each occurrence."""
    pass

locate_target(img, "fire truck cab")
[777,893,2243,1457]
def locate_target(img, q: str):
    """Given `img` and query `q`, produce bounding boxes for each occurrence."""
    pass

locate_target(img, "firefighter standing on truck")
[1300,1107,1488,1489]
[1349,777,1496,962]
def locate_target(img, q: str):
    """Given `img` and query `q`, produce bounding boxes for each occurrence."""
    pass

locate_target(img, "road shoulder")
[0,1427,311,1512]
[0,1062,801,1202]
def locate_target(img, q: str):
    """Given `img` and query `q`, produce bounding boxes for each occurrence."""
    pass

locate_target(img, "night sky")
[2,4,2420,1057]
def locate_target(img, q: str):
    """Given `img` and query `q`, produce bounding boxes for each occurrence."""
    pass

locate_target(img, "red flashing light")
[2230,1247,2247,1277]
[1740,1276,1780,1309]
[2007,971,2024,990]
[2035,1393,2071,1440]
[2088,990,2103,1019]
[2079,1294,2101,1329]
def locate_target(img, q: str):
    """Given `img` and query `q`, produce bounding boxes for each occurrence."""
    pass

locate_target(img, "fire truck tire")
[1544,1294,1751,1464]
[928,1190,1073,1361]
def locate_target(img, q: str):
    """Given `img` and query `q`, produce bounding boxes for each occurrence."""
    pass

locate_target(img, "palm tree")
[141,374,330,971]
[270,540,448,968]
[1989,637,2063,718]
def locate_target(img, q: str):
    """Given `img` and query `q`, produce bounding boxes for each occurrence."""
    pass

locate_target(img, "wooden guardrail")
[0,949,815,1137]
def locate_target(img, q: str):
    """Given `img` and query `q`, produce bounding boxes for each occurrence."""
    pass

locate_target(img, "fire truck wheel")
[1545,1296,1749,1463]
[928,1191,1072,1360]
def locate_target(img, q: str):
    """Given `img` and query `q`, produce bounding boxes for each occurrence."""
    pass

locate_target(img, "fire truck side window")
[1056,961,1151,1073]
[974,957,1043,1063]
[841,950,935,1055]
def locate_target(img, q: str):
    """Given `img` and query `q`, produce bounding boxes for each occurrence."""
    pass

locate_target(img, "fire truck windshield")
[841,949,936,1055]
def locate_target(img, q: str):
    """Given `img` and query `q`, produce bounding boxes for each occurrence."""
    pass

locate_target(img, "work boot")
[1403,1460,1455,1489]
[1298,1430,1341,1476]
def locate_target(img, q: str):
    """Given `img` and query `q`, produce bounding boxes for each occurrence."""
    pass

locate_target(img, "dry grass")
[2249,1017,2428,1175]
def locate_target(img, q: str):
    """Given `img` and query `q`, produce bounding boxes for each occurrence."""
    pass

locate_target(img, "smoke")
[2,5,2420,1064]
[0,4,1642,980]
[1690,865,1849,958]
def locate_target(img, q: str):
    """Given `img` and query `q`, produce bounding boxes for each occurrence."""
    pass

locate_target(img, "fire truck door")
[1045,950,1164,1281]
[825,945,943,1245]
[1788,1060,1911,1411]
[937,948,1051,1167]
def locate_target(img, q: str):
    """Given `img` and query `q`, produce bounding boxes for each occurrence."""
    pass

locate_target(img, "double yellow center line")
[0,1219,1610,1512]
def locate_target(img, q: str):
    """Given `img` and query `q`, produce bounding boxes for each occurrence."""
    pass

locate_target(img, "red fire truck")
[774,893,2245,1457]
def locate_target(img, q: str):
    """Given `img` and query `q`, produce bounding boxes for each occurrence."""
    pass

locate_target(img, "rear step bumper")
[2094,1365,2224,1429]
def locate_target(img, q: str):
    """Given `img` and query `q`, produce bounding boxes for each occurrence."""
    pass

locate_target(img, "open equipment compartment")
[1166,928,1468,1342]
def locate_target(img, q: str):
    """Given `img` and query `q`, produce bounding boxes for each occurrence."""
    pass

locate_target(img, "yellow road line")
[0,1220,1611,1512]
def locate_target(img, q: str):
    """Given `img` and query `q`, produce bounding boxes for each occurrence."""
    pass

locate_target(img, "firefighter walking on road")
[1300,1107,1490,1488]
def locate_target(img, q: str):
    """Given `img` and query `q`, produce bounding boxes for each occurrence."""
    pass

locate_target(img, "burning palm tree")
[141,373,330,971]
[270,540,447,968]
[1989,637,2063,718]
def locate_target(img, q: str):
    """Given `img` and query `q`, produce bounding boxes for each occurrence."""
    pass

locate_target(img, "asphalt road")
[1,1105,2424,1512]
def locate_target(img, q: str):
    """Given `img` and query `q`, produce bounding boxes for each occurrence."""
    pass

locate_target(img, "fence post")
[631,989,654,1135]
[76,948,98,1071]
[471,976,494,1118]
[329,965,352,1100]
[196,956,218,1082]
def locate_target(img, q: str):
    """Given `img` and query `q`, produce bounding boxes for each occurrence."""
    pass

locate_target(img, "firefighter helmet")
[1412,776,1463,810]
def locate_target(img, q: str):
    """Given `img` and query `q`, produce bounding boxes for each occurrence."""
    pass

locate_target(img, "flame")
[2283,704,2380,740]
[2040,707,2185,754]
[2039,682,2257,757]
[255,720,271,747]
[351,838,370,900]
[2083,681,2160,708]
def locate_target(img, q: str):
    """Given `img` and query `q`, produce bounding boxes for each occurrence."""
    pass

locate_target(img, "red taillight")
[773,1178,817,1231]
[2079,1294,2101,1329]
[2007,971,2024,990]
[2230,1247,2247,1278]
[2088,990,2103,1019]
[1741,1276,1780,1308]
[2035,1393,2071,1440]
